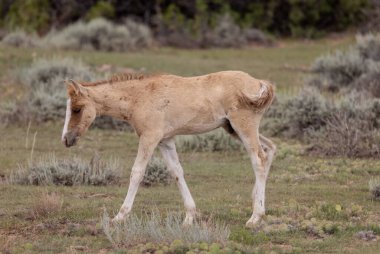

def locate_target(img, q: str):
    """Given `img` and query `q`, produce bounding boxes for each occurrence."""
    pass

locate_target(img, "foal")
[61,71,276,227]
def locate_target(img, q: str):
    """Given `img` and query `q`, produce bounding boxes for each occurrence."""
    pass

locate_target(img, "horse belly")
[163,104,226,137]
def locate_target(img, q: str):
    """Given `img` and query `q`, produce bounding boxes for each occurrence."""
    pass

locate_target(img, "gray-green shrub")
[310,48,369,92]
[265,91,380,158]
[264,88,330,138]
[9,154,120,186]
[202,14,247,48]
[46,18,153,51]
[176,129,243,152]
[157,11,272,48]
[309,33,380,96]
[306,95,380,158]
[357,33,380,61]
[1,57,130,130]
[142,156,171,186]
[1,30,39,47]
[307,113,380,158]
[102,210,230,246]
[18,57,95,121]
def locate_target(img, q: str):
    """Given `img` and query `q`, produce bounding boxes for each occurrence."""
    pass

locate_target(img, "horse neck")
[89,84,132,120]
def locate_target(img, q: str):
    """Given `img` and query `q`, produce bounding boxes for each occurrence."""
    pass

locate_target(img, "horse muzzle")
[62,131,79,147]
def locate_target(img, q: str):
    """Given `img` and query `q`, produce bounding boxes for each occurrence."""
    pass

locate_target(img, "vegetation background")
[0,0,379,253]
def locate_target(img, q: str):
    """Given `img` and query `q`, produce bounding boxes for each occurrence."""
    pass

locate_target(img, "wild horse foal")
[61,71,276,227]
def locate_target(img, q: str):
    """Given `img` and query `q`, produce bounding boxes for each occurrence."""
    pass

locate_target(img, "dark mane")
[81,73,149,87]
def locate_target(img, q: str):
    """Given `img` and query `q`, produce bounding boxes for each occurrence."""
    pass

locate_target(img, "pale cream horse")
[61,71,276,227]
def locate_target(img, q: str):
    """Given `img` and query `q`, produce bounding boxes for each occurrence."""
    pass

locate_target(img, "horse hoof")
[182,215,194,227]
[111,214,125,225]
[245,214,262,228]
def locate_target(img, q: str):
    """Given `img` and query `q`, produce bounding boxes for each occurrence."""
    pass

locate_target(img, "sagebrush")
[102,210,230,247]
[9,154,120,186]
[265,90,380,158]
[142,156,171,186]
[1,30,38,48]
[17,57,95,122]
[264,88,330,138]
[309,33,380,97]
[0,57,130,129]
[45,18,153,51]
[176,129,243,152]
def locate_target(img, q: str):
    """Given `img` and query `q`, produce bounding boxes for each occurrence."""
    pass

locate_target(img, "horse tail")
[240,80,275,112]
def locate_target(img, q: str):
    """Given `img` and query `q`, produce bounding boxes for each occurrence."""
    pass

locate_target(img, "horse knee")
[130,168,145,183]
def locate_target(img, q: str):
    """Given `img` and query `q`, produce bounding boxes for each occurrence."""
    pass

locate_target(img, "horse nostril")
[63,136,70,147]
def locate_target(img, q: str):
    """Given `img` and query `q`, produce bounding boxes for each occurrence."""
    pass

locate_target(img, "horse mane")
[81,73,151,87]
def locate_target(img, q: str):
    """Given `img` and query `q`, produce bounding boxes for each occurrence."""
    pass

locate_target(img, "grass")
[1,35,379,253]
[101,210,230,247]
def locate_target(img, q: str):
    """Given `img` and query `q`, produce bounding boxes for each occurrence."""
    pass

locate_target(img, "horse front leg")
[112,132,161,222]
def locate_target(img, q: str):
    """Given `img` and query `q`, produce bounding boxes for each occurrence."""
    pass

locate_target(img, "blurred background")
[0,1,379,253]
[0,0,377,47]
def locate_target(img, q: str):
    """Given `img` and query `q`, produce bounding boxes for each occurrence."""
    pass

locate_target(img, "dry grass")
[102,210,230,247]
[30,192,63,219]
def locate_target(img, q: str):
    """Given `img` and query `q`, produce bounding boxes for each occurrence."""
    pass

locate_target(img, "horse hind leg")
[159,138,196,226]
[227,110,271,228]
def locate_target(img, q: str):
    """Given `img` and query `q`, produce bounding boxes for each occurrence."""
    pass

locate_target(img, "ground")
[0,35,379,253]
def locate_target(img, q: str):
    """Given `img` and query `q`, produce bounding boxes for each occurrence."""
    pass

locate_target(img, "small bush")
[352,64,380,97]
[46,18,153,51]
[157,11,272,48]
[176,129,243,153]
[201,14,247,48]
[142,156,171,187]
[369,178,380,200]
[265,88,330,138]
[309,33,380,96]
[9,154,121,186]
[125,18,154,49]
[357,33,380,61]
[265,90,380,158]
[102,210,230,247]
[31,192,63,219]
[1,57,131,130]
[1,30,38,47]
[306,96,380,158]
[0,101,29,126]
[310,48,369,92]
[243,28,274,46]
[17,57,95,121]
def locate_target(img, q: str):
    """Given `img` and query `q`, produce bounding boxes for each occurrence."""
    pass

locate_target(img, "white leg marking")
[61,99,71,142]
[159,139,196,226]
[231,128,270,228]
[245,149,268,228]
[113,134,160,222]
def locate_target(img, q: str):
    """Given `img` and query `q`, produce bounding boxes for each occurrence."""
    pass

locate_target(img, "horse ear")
[65,79,85,96]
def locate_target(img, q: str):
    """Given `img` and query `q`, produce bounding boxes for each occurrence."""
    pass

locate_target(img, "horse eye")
[72,108,81,114]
